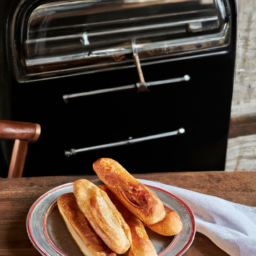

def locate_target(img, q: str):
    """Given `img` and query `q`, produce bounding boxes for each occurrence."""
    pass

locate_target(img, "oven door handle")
[65,128,185,157]
[63,75,190,103]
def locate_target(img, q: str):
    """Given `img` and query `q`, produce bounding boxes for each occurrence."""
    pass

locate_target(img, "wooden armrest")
[0,120,41,142]
[0,120,41,178]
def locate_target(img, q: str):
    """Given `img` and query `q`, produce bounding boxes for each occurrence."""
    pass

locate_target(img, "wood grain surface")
[229,115,256,139]
[0,171,255,256]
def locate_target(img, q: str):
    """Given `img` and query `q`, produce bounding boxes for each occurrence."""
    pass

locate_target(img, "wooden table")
[0,171,255,256]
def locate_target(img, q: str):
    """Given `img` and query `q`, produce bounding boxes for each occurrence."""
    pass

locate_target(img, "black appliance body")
[0,0,237,177]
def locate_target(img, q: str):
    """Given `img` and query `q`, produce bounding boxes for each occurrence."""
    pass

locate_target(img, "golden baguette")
[98,185,131,220]
[125,216,157,256]
[57,193,116,256]
[147,206,183,236]
[98,185,157,256]
[73,179,131,254]
[93,158,166,225]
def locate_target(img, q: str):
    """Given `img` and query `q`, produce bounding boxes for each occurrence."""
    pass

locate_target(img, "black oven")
[0,0,237,177]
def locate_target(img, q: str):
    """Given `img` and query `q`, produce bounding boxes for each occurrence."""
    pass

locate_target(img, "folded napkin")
[139,179,256,256]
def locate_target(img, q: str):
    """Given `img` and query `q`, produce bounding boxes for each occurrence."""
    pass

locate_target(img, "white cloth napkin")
[139,179,256,256]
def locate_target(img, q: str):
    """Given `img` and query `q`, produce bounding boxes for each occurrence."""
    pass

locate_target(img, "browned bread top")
[57,193,116,256]
[93,158,166,225]
[73,179,131,254]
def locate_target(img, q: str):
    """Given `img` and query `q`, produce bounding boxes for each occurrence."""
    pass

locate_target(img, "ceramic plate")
[26,179,195,256]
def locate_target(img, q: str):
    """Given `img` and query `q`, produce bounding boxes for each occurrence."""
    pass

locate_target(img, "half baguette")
[73,179,131,254]
[126,216,157,256]
[98,185,157,256]
[57,193,116,256]
[93,158,166,225]
[147,205,183,236]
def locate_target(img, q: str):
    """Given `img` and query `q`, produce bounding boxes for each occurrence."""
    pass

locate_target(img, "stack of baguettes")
[57,158,183,256]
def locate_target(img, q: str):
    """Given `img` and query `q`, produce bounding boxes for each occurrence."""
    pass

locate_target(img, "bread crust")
[98,185,131,220]
[147,206,183,236]
[93,158,165,225]
[98,185,157,256]
[57,193,116,256]
[73,179,131,254]
[126,216,157,256]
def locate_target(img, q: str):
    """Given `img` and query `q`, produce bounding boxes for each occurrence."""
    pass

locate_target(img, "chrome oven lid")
[12,0,231,82]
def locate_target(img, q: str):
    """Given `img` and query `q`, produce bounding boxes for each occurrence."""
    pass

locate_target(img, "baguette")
[147,206,183,236]
[126,216,157,256]
[98,185,157,256]
[73,179,131,254]
[57,193,116,256]
[98,184,131,220]
[93,158,166,225]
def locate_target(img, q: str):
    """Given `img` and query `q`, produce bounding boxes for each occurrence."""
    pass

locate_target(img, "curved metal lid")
[15,0,230,82]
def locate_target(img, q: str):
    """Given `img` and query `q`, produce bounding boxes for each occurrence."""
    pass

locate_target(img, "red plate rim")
[27,181,195,256]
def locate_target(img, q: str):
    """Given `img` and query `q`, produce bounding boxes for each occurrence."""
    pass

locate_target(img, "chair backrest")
[0,120,41,178]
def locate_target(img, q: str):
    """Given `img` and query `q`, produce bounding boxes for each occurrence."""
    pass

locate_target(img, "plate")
[27,179,195,256]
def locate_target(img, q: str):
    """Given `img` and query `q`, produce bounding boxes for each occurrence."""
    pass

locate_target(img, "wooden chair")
[0,120,41,178]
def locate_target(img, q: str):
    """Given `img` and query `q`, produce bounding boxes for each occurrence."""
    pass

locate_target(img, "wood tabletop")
[0,171,256,256]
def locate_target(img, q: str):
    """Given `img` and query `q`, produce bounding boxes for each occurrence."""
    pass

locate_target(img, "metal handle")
[65,128,185,157]
[63,75,190,102]
[132,38,148,92]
